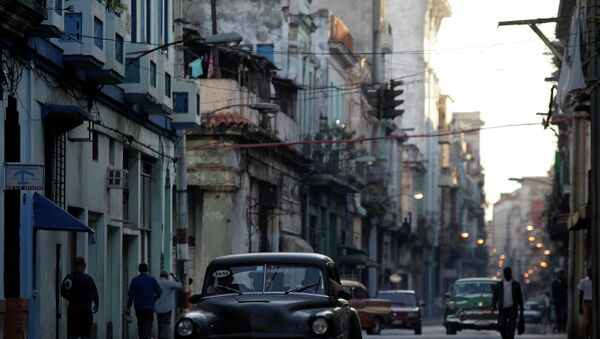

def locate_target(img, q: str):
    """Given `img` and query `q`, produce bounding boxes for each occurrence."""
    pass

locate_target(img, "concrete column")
[368,216,378,297]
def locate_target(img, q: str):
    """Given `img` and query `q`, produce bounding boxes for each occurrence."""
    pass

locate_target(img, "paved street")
[364,325,567,338]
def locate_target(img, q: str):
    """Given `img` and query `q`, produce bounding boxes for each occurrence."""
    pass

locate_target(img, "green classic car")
[443,278,499,335]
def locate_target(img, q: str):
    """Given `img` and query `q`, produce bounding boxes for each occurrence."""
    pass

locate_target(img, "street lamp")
[535,242,544,249]
[544,250,552,256]
[460,232,470,239]
[540,261,548,268]
[413,192,424,200]
[526,225,534,232]
[528,236,536,242]
[477,239,485,245]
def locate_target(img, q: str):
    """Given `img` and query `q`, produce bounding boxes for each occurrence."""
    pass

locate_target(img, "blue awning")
[33,193,94,233]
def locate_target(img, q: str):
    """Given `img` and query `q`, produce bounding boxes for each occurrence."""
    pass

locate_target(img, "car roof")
[208,252,334,268]
[377,290,416,294]
[340,279,367,289]
[455,277,499,284]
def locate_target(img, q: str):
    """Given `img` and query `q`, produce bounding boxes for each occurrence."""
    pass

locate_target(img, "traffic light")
[379,79,405,119]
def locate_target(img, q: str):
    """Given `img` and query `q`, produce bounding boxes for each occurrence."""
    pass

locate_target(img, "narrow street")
[364,325,567,339]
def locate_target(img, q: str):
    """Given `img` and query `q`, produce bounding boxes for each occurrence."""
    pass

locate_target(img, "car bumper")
[175,333,344,339]
[445,317,498,330]
[389,317,421,328]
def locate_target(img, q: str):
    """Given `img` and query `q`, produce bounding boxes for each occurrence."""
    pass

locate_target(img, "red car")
[376,290,423,335]
[341,280,392,335]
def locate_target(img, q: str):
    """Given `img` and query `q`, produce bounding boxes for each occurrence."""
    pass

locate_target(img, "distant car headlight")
[177,318,194,336]
[311,317,328,335]
[448,301,456,310]
[408,312,419,318]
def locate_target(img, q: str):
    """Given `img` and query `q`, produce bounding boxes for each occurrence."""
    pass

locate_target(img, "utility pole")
[210,0,221,78]
[589,0,600,336]
[175,133,189,311]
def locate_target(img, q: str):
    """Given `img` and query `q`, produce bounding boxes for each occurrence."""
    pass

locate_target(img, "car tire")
[414,325,422,335]
[446,325,457,335]
[366,317,382,335]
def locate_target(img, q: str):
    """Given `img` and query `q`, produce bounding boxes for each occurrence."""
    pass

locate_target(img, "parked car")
[523,299,545,334]
[341,280,392,335]
[444,277,498,335]
[175,253,362,338]
[376,290,423,335]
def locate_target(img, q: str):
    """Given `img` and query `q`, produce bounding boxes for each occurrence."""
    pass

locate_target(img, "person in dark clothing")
[491,267,524,339]
[61,257,99,339]
[126,263,162,339]
[552,270,568,332]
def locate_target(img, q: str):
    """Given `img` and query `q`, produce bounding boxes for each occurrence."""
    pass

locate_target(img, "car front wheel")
[414,325,422,335]
[366,317,382,335]
[446,325,457,335]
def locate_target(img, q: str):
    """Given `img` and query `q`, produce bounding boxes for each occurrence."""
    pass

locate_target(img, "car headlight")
[448,301,456,310]
[177,318,194,336]
[408,312,419,318]
[311,317,328,335]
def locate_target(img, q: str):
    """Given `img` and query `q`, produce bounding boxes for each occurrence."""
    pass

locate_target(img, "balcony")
[0,0,47,36]
[171,79,202,130]
[121,43,173,115]
[58,0,106,71]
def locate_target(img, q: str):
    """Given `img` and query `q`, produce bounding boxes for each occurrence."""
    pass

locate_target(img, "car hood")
[188,294,336,336]
[453,294,493,310]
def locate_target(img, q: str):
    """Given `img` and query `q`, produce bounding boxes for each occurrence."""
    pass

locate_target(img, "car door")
[353,287,371,328]
[326,264,351,335]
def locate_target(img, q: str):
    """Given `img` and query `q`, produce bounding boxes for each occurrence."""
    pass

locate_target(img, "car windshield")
[204,264,326,296]
[377,292,417,306]
[454,282,495,296]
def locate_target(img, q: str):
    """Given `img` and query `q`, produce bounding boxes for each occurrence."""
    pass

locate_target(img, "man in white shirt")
[492,267,524,339]
[155,271,182,339]
[578,268,592,339]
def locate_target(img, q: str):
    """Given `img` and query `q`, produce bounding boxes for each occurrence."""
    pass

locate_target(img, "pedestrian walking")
[60,257,99,339]
[552,269,568,332]
[544,291,552,330]
[491,267,524,339]
[578,268,592,339]
[126,263,162,339]
[155,271,182,339]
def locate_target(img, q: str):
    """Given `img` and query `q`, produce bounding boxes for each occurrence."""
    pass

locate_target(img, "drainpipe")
[175,133,189,311]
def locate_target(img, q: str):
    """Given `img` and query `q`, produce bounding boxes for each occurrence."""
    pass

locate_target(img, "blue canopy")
[33,192,94,233]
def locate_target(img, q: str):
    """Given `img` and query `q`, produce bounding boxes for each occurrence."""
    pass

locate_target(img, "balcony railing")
[0,0,47,35]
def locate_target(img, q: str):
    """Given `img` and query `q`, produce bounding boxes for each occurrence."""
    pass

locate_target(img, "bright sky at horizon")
[435,0,560,221]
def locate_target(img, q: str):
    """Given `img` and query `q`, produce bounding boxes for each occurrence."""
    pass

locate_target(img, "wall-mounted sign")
[4,163,45,191]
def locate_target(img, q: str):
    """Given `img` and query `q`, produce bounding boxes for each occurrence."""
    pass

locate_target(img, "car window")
[204,264,326,296]
[265,265,326,295]
[454,282,495,296]
[354,288,368,299]
[377,292,417,306]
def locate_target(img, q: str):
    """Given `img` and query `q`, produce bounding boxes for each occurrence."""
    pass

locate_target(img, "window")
[165,73,171,98]
[441,143,450,169]
[256,44,274,63]
[146,0,151,43]
[92,131,98,161]
[141,160,153,229]
[125,58,140,83]
[55,0,62,15]
[196,94,200,116]
[109,139,115,166]
[115,34,124,64]
[173,92,188,113]
[62,13,82,42]
[94,17,103,50]
[354,288,368,299]
[131,0,137,42]
[150,61,156,87]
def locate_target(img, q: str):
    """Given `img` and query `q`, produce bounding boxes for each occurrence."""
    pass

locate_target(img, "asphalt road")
[363,325,567,338]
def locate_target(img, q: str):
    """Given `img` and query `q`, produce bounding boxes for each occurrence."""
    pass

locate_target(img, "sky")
[434,0,560,220]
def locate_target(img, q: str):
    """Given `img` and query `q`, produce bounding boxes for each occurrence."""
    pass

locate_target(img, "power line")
[189,122,542,151]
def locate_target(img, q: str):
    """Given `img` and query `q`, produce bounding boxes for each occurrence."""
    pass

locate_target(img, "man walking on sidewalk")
[578,268,592,339]
[126,263,162,339]
[552,269,568,332]
[492,267,524,339]
[61,257,99,339]
[155,271,182,339]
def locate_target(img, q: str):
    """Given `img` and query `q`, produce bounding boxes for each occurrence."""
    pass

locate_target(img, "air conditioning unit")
[107,168,128,189]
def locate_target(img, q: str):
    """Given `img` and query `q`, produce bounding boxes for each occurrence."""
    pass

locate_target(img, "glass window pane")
[150,61,157,87]
[125,58,140,83]
[115,34,124,64]
[94,17,103,50]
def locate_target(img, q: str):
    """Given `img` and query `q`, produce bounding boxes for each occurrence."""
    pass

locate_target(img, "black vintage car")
[175,253,363,338]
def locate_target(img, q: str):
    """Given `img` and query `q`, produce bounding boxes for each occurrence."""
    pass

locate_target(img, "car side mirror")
[189,293,203,304]
[337,290,352,300]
